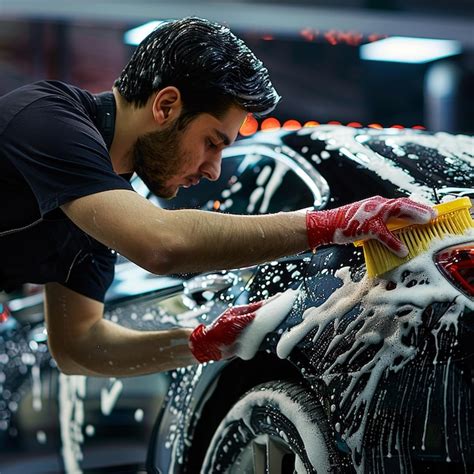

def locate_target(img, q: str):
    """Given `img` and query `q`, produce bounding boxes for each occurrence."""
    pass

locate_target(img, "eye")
[207,139,218,149]
[206,138,218,150]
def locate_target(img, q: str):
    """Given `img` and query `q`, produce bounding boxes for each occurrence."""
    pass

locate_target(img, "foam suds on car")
[59,373,87,473]
[275,229,474,471]
[234,287,299,360]
[297,125,473,203]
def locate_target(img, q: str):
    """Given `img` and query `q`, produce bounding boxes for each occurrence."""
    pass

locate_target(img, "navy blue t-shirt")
[0,81,135,302]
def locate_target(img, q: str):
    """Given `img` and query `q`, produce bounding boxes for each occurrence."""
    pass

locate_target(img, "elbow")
[56,361,78,376]
[130,223,191,275]
[48,342,88,376]
[50,352,81,376]
[145,241,187,276]
[144,255,172,276]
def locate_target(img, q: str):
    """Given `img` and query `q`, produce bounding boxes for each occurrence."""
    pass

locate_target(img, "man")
[0,18,435,377]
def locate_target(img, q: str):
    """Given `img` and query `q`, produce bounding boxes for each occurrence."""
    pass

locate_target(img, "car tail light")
[435,244,474,298]
[0,303,10,324]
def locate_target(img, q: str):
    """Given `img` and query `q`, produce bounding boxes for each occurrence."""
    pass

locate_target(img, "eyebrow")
[213,129,232,146]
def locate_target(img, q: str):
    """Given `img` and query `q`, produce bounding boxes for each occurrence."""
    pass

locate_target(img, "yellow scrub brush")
[355,196,474,278]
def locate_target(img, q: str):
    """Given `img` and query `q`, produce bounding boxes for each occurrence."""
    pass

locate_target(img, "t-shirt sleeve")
[2,94,134,215]
[63,239,117,303]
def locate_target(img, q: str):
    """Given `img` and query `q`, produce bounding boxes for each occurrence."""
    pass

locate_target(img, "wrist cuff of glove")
[189,324,223,364]
[306,210,333,250]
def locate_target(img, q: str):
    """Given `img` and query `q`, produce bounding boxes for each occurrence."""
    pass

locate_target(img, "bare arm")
[55,192,435,374]
[44,282,196,377]
[61,189,308,275]
[54,189,307,376]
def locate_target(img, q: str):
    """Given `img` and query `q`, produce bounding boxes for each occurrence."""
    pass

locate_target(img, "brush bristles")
[364,208,474,278]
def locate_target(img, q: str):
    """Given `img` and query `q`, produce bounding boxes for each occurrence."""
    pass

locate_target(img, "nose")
[200,153,222,182]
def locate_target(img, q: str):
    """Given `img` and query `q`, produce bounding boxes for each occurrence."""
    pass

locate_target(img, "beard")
[132,120,187,199]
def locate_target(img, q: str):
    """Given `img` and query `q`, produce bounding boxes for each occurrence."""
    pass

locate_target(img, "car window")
[134,145,323,214]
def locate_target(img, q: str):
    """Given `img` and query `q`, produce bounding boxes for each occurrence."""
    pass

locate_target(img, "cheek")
[180,144,202,168]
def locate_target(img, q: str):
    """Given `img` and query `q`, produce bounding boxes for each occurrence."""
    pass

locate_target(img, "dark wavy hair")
[114,17,280,126]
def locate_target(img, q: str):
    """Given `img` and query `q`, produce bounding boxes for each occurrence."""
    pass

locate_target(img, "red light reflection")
[300,28,317,41]
[283,119,302,130]
[239,114,258,136]
[261,118,281,131]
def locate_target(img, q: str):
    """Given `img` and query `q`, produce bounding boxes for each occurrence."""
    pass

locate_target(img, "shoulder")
[1,81,105,154]
[0,80,97,137]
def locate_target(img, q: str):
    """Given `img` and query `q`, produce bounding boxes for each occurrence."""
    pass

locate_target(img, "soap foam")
[276,231,473,471]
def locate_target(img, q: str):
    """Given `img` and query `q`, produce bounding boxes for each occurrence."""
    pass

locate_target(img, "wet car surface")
[0,126,473,473]
[151,126,474,474]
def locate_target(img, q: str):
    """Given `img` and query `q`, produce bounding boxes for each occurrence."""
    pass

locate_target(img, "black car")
[149,125,474,474]
[0,125,473,474]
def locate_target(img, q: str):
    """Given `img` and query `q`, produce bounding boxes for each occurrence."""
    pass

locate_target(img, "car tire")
[200,380,344,474]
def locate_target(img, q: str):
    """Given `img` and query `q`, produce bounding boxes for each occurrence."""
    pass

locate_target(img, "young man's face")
[132,105,247,199]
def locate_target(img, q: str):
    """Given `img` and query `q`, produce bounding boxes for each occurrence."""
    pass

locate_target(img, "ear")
[151,86,182,126]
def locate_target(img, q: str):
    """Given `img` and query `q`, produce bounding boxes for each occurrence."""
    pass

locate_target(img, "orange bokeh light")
[300,28,317,41]
[347,122,362,128]
[213,200,221,210]
[368,123,383,129]
[328,120,342,125]
[283,119,302,130]
[304,121,320,127]
[261,117,281,131]
[239,114,259,136]
[390,124,405,129]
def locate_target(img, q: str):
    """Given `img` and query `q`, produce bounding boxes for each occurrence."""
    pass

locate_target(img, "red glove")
[189,301,264,363]
[306,196,436,258]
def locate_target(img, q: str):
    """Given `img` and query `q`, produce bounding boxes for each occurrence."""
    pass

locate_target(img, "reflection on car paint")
[205,143,328,214]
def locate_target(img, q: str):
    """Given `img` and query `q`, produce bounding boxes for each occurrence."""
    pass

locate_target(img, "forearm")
[62,191,308,275]
[159,209,308,274]
[65,319,196,377]
[63,191,435,278]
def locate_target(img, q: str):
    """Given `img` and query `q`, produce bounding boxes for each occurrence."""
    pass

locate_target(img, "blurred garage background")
[1,0,473,135]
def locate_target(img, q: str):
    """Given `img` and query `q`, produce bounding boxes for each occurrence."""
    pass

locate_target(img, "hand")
[188,301,264,363]
[306,196,436,258]
[189,289,299,363]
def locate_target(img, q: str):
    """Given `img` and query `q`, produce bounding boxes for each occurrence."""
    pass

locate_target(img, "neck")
[110,88,150,174]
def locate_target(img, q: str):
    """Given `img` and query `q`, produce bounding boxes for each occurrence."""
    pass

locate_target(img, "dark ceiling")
[2,1,473,48]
